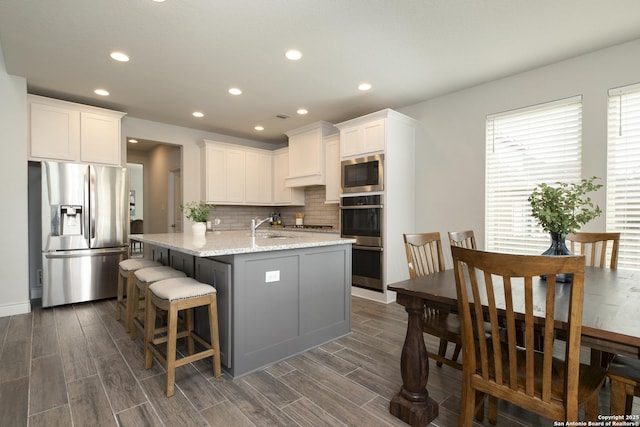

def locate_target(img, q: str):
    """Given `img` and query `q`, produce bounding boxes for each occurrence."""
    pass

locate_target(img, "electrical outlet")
[265,270,280,283]
[214,218,221,225]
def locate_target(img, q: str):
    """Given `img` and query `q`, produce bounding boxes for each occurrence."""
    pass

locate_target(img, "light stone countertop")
[129,230,355,257]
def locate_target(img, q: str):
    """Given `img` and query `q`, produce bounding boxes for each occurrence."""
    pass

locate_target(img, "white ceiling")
[2,0,640,145]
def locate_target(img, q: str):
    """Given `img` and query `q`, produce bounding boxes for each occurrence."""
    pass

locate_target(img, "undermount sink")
[258,233,293,239]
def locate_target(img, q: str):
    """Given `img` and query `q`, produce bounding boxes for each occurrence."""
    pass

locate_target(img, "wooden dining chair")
[607,354,640,415]
[448,230,477,249]
[566,232,620,269]
[451,246,606,425]
[403,232,462,370]
[567,232,621,367]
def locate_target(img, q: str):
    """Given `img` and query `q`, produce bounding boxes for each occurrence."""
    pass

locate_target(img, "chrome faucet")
[250,216,272,237]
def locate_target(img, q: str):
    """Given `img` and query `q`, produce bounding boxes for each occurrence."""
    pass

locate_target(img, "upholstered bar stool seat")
[116,258,162,330]
[129,266,187,339]
[607,354,640,415]
[144,277,222,397]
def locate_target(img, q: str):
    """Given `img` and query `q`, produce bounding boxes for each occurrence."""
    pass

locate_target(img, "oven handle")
[340,205,384,209]
[353,245,383,252]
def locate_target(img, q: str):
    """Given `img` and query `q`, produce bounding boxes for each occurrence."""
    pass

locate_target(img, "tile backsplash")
[206,186,339,231]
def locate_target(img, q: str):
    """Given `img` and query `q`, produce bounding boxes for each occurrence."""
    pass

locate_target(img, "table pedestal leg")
[390,294,438,427]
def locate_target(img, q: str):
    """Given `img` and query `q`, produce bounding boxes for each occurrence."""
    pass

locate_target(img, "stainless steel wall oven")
[340,194,384,292]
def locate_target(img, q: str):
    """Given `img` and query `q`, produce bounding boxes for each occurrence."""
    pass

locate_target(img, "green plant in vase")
[180,201,212,235]
[528,176,602,282]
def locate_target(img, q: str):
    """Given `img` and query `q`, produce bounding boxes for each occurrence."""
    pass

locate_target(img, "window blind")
[486,97,582,254]
[607,84,640,269]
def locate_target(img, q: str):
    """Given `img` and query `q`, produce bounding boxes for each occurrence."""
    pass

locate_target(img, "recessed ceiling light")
[254,125,264,131]
[285,49,302,61]
[297,109,308,115]
[358,83,372,91]
[94,89,110,96]
[110,51,129,62]
[128,139,138,143]
[151,0,166,3]
[228,87,242,95]
[192,111,204,118]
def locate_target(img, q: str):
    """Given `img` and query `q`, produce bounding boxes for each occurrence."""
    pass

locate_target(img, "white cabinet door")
[245,151,273,204]
[80,112,121,165]
[225,148,246,203]
[202,142,245,204]
[324,134,341,203]
[29,101,80,161]
[203,143,227,202]
[273,149,305,205]
[340,118,385,158]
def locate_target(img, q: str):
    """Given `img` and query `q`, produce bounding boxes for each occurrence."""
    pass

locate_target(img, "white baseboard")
[0,300,31,317]
[351,286,397,304]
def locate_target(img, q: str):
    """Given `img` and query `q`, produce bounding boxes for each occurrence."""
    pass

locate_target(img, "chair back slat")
[403,233,445,278]
[452,247,587,421]
[566,232,620,269]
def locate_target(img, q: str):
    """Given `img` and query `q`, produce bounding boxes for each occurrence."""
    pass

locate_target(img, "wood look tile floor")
[0,296,635,427]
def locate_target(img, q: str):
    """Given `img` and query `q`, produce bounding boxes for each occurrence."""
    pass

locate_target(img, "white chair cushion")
[120,258,162,272]
[135,266,186,284]
[149,277,216,301]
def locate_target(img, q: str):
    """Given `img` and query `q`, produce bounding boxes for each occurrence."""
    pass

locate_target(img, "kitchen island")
[130,230,354,378]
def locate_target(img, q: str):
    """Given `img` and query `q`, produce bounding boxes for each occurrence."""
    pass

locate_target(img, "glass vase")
[541,232,572,283]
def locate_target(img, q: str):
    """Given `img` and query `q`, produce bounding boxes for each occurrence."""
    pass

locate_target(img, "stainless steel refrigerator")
[41,161,128,307]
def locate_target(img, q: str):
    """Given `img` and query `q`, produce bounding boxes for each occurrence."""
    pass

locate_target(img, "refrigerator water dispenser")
[60,205,83,236]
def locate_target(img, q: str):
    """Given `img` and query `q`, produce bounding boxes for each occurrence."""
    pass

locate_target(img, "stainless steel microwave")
[341,154,384,193]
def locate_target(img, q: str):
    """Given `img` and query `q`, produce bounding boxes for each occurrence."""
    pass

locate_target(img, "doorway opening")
[126,138,182,234]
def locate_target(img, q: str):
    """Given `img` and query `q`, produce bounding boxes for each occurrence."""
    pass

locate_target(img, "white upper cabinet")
[324,133,341,204]
[80,112,122,165]
[337,117,385,159]
[200,140,246,204]
[285,121,338,187]
[272,148,305,205]
[245,151,273,205]
[28,95,125,165]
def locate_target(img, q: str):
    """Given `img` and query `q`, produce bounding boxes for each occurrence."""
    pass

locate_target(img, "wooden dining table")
[387,266,640,427]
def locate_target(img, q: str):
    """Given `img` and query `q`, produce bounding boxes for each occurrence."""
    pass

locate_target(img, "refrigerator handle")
[88,166,96,241]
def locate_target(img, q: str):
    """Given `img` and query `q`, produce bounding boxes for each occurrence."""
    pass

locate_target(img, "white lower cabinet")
[28,94,125,165]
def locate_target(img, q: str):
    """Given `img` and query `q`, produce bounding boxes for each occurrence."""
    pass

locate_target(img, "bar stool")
[129,266,187,340]
[607,354,640,415]
[116,258,162,331]
[144,277,222,396]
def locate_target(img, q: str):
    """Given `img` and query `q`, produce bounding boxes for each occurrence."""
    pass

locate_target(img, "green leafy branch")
[528,177,603,235]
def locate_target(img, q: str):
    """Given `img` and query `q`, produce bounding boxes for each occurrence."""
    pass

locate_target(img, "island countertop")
[129,230,355,257]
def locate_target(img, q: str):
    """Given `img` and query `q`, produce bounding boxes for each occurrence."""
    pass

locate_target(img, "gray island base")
[130,230,354,378]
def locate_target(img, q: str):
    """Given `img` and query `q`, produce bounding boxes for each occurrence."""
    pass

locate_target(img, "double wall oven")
[340,154,384,292]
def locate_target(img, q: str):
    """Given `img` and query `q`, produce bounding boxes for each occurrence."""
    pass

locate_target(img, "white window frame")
[486,96,583,255]
[607,83,640,270]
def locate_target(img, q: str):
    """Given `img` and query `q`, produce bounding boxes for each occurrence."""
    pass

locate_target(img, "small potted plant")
[180,201,212,236]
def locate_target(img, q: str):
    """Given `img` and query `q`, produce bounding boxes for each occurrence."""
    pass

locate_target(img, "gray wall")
[399,38,640,267]
[0,44,30,316]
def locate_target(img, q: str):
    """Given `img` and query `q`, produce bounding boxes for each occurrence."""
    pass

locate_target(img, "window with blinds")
[607,84,640,270]
[486,97,582,254]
